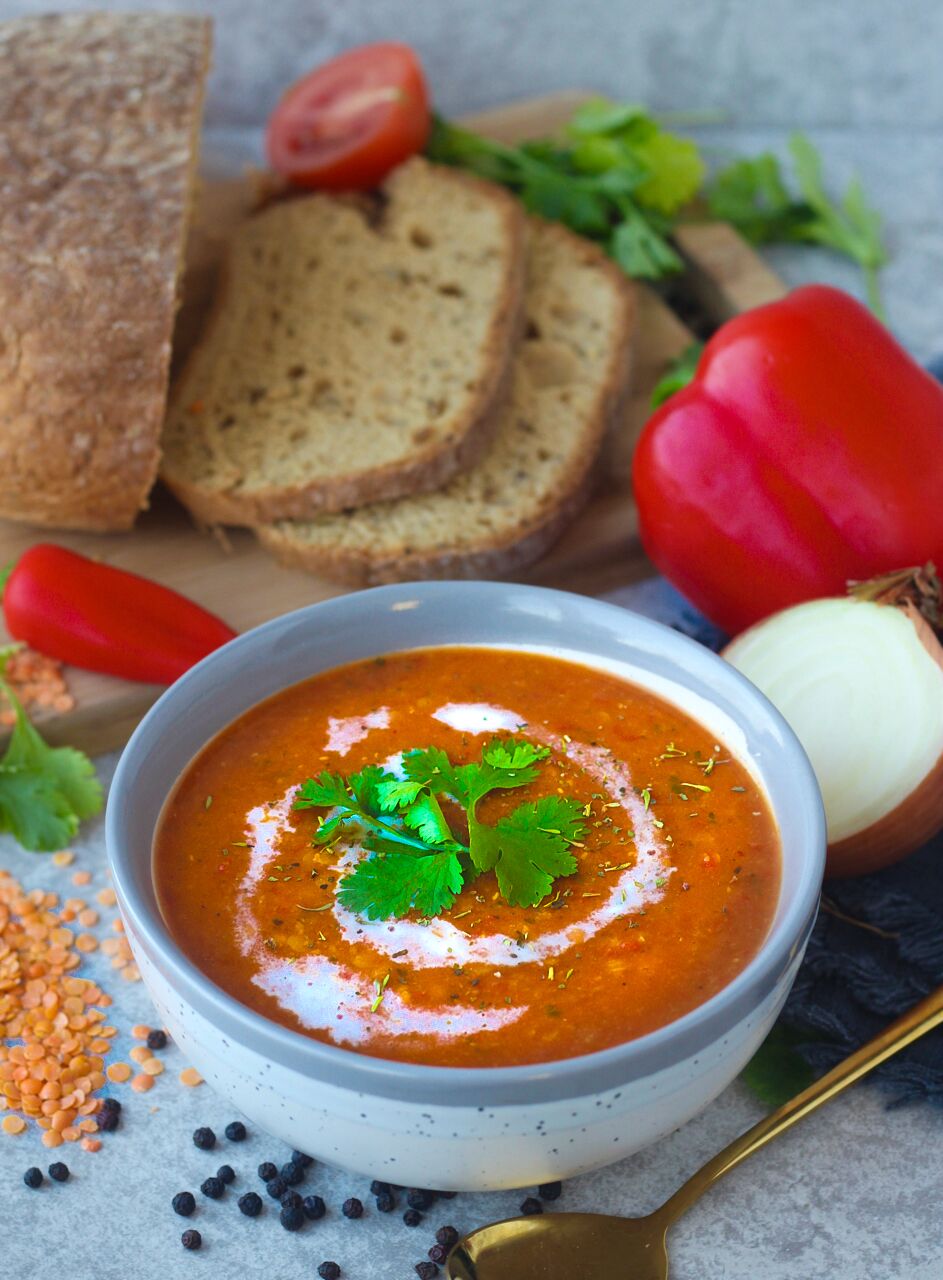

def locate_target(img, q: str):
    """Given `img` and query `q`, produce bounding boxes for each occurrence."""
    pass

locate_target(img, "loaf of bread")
[0,12,211,531]
[257,219,635,581]
[160,159,526,524]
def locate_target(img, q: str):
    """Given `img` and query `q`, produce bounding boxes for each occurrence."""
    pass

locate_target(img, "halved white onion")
[724,594,943,877]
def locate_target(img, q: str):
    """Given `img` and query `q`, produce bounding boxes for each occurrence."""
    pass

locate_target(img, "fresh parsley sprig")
[427,103,887,311]
[427,99,704,280]
[708,132,886,318]
[295,738,586,920]
[0,647,102,852]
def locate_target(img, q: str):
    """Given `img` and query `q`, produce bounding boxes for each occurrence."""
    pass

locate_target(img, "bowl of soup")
[106,581,825,1190]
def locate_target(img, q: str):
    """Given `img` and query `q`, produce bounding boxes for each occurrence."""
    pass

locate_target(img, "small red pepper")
[1,544,236,684]
[633,285,943,634]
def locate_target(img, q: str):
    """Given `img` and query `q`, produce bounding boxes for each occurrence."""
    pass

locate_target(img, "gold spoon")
[447,984,943,1280]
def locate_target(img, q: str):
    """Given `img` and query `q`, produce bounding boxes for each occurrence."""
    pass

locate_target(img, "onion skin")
[825,746,943,877]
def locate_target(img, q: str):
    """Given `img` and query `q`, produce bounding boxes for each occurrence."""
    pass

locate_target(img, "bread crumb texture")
[258,219,635,581]
[0,12,211,530]
[161,158,526,522]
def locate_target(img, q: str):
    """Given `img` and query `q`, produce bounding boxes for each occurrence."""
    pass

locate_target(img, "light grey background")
[2,4,942,1278]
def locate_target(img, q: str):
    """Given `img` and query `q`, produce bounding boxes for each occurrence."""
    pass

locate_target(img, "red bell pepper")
[1,545,236,684]
[633,285,943,635]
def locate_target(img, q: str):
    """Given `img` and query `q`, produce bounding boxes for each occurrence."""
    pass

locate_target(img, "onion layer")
[724,582,943,878]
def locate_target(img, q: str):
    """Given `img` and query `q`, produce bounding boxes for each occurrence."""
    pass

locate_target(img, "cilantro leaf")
[401,792,453,845]
[295,772,351,810]
[610,207,683,279]
[650,341,704,409]
[402,745,466,799]
[0,657,102,852]
[709,134,887,318]
[475,796,585,907]
[338,848,463,921]
[631,130,705,215]
[374,776,425,811]
[741,1023,816,1107]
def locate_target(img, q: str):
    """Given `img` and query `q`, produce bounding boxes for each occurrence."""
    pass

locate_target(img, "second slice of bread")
[161,159,526,524]
[256,219,635,582]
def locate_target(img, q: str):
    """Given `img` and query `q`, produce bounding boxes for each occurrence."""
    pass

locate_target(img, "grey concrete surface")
[2,3,942,1276]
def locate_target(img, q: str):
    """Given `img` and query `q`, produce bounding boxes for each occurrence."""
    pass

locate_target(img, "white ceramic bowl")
[106,582,825,1191]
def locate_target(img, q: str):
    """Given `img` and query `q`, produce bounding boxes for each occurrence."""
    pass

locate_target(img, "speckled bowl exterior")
[106,582,826,1190]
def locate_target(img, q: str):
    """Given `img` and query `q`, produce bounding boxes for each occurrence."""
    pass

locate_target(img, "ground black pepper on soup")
[154,647,780,1067]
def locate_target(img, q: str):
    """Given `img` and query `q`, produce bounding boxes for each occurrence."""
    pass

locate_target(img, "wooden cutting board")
[0,92,787,755]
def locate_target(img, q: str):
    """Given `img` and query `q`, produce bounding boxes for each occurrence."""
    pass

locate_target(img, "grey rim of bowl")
[107,581,826,1109]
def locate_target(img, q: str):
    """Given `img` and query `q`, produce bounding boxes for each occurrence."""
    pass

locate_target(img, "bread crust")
[161,161,528,524]
[257,219,637,583]
[0,12,211,532]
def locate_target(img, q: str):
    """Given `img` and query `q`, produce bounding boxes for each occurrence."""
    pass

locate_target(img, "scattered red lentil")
[0,868,130,1148]
[71,871,92,887]
[106,1063,132,1084]
[141,1057,164,1077]
[179,1068,203,1088]
[131,1073,153,1093]
[97,888,117,908]
[52,851,75,868]
[0,648,73,727]
[131,1024,152,1040]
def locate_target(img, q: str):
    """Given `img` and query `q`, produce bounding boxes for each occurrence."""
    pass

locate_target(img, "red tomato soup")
[154,647,780,1067]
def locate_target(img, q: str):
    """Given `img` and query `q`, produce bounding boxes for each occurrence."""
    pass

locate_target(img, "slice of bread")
[0,12,211,531]
[256,219,635,582]
[161,159,526,524]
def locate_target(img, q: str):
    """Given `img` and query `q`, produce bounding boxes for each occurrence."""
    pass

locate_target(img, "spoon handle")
[657,982,943,1226]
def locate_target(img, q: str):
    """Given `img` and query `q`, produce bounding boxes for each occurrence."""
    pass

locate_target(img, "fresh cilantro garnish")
[428,104,887,305]
[709,133,887,318]
[295,737,586,920]
[426,103,697,280]
[0,648,102,852]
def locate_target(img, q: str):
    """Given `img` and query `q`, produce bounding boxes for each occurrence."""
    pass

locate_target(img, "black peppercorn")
[370,1179,391,1196]
[23,1167,43,1189]
[403,1208,423,1227]
[291,1149,313,1168]
[201,1176,225,1200]
[192,1126,216,1151]
[257,1161,278,1182]
[303,1194,326,1221]
[279,1204,304,1231]
[428,1244,449,1264]
[181,1229,202,1251]
[414,1263,438,1279]
[225,1121,247,1142]
[216,1164,235,1185]
[101,1097,121,1114]
[99,1110,119,1133]
[520,1196,543,1215]
[406,1188,434,1211]
[238,1191,263,1217]
[341,1197,363,1219]
[280,1161,304,1186]
[317,1264,341,1280]
[146,1029,168,1051]
[280,1190,302,1211]
[172,1191,196,1217]
[538,1180,562,1201]
[265,1176,288,1200]
[435,1226,459,1249]
[375,1190,395,1213]
[48,1162,69,1183]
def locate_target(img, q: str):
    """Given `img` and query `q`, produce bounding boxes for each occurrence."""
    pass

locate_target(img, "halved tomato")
[266,42,431,191]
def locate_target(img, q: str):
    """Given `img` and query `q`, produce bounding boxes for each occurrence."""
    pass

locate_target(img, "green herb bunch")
[427,100,885,313]
[295,738,586,920]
